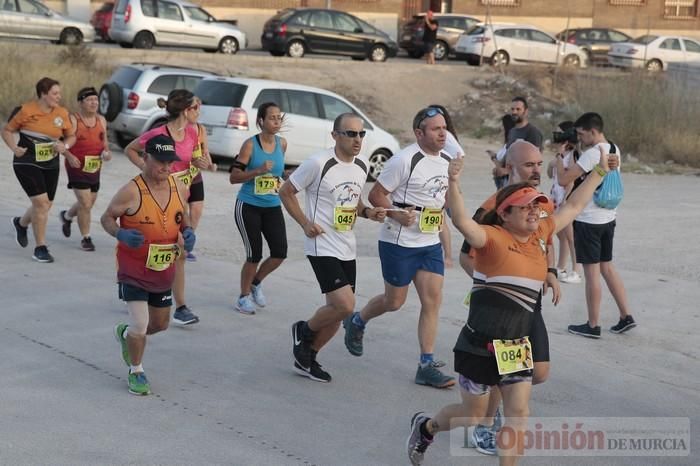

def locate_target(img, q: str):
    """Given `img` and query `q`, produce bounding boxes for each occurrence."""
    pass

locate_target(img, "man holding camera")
[555,113,636,338]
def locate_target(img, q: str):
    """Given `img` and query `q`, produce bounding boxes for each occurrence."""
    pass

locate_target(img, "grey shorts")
[458,373,532,396]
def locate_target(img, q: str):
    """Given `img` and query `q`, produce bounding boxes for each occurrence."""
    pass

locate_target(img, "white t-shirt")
[443,131,465,158]
[575,142,620,225]
[376,142,452,248]
[550,149,574,209]
[289,149,369,261]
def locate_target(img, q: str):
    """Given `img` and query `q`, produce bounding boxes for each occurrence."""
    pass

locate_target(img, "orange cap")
[497,187,550,215]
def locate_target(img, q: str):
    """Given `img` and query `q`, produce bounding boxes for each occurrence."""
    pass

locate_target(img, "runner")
[342,107,456,389]
[279,113,385,382]
[229,102,288,314]
[406,148,611,466]
[101,134,195,395]
[58,87,111,251]
[457,140,560,455]
[124,89,206,326]
[184,96,215,262]
[3,77,75,263]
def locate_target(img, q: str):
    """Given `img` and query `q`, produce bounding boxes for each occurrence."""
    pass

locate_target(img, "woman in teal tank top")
[229,103,289,315]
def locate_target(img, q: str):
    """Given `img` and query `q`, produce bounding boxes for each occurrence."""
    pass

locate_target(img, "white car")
[455,23,588,67]
[608,35,700,71]
[195,77,400,181]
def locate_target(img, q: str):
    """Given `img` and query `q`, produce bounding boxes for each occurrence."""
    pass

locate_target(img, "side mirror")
[208,16,214,22]
[44,10,53,17]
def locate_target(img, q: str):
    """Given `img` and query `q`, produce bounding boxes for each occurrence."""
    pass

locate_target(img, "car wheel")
[99,82,123,123]
[286,40,306,58]
[369,44,388,62]
[218,36,239,54]
[368,149,392,181]
[433,41,448,61]
[491,50,510,67]
[408,50,424,59]
[133,31,155,49]
[646,59,663,72]
[563,54,581,68]
[114,131,133,149]
[59,28,83,45]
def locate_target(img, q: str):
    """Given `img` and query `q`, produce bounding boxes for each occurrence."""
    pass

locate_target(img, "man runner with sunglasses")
[342,107,456,389]
[280,113,385,383]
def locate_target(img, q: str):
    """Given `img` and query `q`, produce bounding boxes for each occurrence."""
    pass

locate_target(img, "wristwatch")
[547,268,558,278]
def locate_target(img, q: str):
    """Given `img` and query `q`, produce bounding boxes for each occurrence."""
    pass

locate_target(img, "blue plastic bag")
[593,169,623,209]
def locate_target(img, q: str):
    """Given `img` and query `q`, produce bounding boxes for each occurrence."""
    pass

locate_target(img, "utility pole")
[326,0,332,8]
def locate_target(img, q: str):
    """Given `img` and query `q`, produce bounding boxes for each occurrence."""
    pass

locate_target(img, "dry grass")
[0,43,111,118]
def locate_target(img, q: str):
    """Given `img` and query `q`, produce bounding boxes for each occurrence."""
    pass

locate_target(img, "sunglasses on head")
[336,130,366,138]
[415,107,444,129]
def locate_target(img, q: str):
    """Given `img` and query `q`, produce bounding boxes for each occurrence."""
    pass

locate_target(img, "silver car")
[0,0,95,44]
[109,0,246,53]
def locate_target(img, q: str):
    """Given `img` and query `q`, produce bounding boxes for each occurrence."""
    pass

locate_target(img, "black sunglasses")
[336,130,366,138]
[414,107,444,129]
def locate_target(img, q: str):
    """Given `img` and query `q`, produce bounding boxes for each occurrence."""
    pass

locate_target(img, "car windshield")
[195,81,247,107]
[356,18,377,34]
[98,3,114,12]
[633,35,658,45]
[270,9,296,22]
[185,7,212,22]
[468,26,485,36]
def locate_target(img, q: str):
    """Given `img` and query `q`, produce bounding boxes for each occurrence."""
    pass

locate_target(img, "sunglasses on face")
[415,107,444,129]
[336,130,366,138]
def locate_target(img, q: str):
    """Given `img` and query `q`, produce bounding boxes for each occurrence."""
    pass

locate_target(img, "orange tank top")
[116,175,185,292]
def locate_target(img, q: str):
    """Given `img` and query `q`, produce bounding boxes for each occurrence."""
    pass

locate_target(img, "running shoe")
[470,424,497,455]
[293,359,331,383]
[186,251,197,262]
[59,210,72,238]
[173,305,200,325]
[114,323,130,366]
[493,407,503,432]
[342,312,364,356]
[610,315,636,334]
[11,217,28,248]
[406,412,433,466]
[415,363,456,388]
[128,371,151,395]
[567,322,601,339]
[561,270,582,284]
[235,295,256,315]
[251,284,266,307]
[81,236,95,251]
[291,320,313,371]
[32,245,54,263]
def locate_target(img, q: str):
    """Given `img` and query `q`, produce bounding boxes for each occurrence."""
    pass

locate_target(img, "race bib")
[82,155,102,173]
[34,142,55,162]
[189,164,200,180]
[145,243,179,272]
[254,175,280,195]
[192,144,203,160]
[334,206,357,232]
[493,337,534,375]
[173,169,192,187]
[419,208,443,233]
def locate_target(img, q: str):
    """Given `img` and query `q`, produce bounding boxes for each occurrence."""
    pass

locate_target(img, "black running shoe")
[610,315,636,334]
[11,217,28,248]
[172,305,199,325]
[291,321,313,370]
[59,210,72,238]
[293,359,331,383]
[32,245,54,263]
[81,236,95,251]
[568,322,601,339]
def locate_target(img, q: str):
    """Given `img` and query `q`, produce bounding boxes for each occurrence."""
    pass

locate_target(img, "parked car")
[455,23,588,67]
[261,8,398,62]
[555,27,631,64]
[98,63,213,148]
[90,2,114,41]
[194,76,400,180]
[608,35,700,71]
[400,13,479,61]
[109,0,247,53]
[0,0,95,44]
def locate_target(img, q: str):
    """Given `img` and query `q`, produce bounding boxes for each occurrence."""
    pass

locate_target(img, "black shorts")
[189,179,204,203]
[307,256,356,294]
[573,220,615,264]
[454,350,533,387]
[424,41,435,53]
[13,164,59,200]
[234,199,287,262]
[530,309,549,363]
[118,282,172,308]
[67,181,100,192]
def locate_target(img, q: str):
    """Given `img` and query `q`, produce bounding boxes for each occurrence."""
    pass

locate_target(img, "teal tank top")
[237,135,285,207]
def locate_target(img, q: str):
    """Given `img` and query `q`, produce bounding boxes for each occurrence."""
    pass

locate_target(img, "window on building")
[609,0,645,5]
[664,0,697,18]
[480,0,520,6]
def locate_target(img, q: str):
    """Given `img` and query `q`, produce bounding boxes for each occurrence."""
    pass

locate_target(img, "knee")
[504,405,529,419]
[147,320,169,334]
[384,296,405,312]
[333,298,356,318]
[34,199,52,212]
[80,198,95,210]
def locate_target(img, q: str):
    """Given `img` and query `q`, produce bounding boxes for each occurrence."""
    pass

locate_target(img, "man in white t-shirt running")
[556,112,636,339]
[279,113,385,383]
[342,107,456,389]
